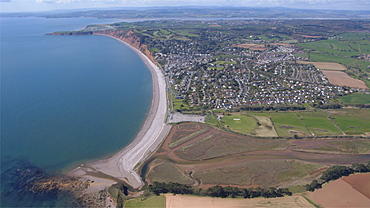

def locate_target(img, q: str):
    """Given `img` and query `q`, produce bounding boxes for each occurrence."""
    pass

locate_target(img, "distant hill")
[2,7,370,19]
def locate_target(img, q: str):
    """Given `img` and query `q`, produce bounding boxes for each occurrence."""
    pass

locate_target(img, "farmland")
[297,61,346,71]
[297,111,341,136]
[322,70,368,89]
[327,109,370,135]
[305,173,370,208]
[298,35,370,72]
[341,93,370,104]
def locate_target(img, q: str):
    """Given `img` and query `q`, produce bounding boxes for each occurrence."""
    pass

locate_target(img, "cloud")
[1,0,12,2]
[36,0,80,3]
[32,0,369,10]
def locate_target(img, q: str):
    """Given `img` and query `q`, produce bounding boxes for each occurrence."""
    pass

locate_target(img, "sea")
[1,17,152,207]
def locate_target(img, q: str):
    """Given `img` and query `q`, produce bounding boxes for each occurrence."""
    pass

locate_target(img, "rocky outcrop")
[94,30,158,65]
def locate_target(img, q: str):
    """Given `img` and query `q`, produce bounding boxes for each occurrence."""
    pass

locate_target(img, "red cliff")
[95,30,158,66]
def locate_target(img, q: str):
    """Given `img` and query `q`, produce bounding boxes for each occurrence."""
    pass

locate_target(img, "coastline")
[69,34,170,190]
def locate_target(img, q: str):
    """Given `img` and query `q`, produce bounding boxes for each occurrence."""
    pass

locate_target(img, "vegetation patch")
[169,128,209,148]
[175,133,287,161]
[146,162,194,185]
[253,115,278,137]
[276,161,324,184]
[326,140,370,154]
[194,160,322,188]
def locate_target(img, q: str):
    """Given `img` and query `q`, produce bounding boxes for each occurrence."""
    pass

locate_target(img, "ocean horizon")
[1,17,152,207]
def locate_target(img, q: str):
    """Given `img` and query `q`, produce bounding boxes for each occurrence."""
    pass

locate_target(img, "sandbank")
[69,34,170,190]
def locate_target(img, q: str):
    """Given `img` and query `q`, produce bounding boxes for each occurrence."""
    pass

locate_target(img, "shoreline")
[69,34,170,190]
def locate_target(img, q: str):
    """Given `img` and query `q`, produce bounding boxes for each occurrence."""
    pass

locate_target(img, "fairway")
[341,94,370,104]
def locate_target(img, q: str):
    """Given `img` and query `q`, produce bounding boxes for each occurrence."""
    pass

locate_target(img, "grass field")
[125,195,165,208]
[221,113,257,134]
[341,94,370,104]
[328,109,370,135]
[297,111,341,136]
[205,114,219,127]
[172,95,191,111]
[264,112,310,137]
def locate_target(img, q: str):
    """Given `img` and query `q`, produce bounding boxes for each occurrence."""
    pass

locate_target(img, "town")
[84,19,369,112]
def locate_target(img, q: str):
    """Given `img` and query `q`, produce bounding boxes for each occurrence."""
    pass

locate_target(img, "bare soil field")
[342,173,370,199]
[322,70,368,89]
[253,115,278,137]
[299,35,322,38]
[305,173,370,207]
[298,61,346,70]
[143,123,370,189]
[165,194,314,208]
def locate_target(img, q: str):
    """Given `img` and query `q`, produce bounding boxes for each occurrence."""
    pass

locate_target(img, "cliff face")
[95,30,158,65]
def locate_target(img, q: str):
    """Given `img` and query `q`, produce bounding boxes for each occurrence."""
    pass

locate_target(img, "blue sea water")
[1,17,152,206]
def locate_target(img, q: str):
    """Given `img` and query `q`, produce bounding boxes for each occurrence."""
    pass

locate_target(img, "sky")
[1,0,369,13]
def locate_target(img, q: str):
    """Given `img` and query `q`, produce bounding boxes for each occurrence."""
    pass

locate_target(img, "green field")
[297,111,341,136]
[328,109,370,135]
[221,113,257,134]
[125,195,165,208]
[298,32,370,74]
[172,95,191,111]
[265,112,310,137]
[205,114,219,127]
[341,94,370,104]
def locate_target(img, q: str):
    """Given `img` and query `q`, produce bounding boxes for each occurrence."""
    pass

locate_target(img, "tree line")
[305,161,370,192]
[148,182,292,199]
